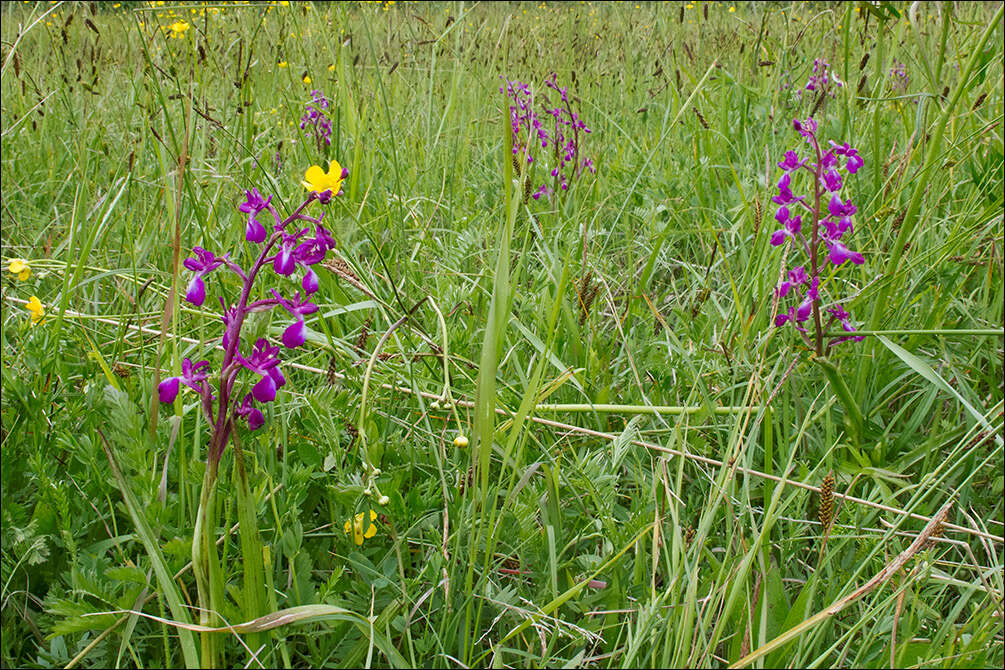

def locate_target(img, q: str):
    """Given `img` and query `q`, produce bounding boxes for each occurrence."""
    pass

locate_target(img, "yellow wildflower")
[278,60,288,68]
[344,510,378,545]
[453,434,469,448]
[8,258,31,281]
[302,160,346,195]
[26,296,44,326]
[167,20,189,38]
[303,75,312,85]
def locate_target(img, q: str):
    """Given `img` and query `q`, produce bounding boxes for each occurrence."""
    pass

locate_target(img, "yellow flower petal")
[9,258,31,281]
[26,295,44,325]
[303,161,345,195]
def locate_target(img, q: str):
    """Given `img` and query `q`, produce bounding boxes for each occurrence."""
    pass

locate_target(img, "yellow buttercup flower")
[26,295,44,326]
[303,160,346,195]
[167,20,189,38]
[278,60,288,68]
[344,509,378,545]
[303,75,312,85]
[8,258,31,281]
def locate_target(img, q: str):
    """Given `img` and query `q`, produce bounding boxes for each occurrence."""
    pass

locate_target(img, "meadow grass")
[1,1,1003,667]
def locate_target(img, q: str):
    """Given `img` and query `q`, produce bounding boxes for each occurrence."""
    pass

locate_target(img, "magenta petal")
[282,319,306,348]
[253,375,277,403]
[273,247,296,276]
[268,366,286,389]
[246,216,266,243]
[796,299,813,322]
[185,276,206,306]
[248,408,265,430]
[302,268,319,294]
[828,241,864,266]
[158,377,180,403]
[774,313,790,327]
[769,229,787,246]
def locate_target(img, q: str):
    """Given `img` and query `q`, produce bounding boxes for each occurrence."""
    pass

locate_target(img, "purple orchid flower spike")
[769,117,866,354]
[155,177,340,471]
[271,290,320,348]
[158,358,212,403]
[183,247,226,306]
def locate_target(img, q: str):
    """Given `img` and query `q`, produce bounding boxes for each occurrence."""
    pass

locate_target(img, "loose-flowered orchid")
[158,165,345,443]
[770,118,865,353]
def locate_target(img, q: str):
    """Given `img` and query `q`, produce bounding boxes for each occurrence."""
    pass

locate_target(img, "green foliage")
[1,1,1002,668]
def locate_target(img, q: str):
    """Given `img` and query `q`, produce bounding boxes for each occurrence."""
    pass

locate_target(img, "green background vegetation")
[1,1,1002,667]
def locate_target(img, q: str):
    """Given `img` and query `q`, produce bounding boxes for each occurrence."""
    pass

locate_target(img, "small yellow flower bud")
[453,434,469,449]
[377,495,389,506]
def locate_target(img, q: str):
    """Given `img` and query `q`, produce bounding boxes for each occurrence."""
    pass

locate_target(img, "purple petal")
[786,215,802,236]
[282,319,307,348]
[846,153,864,173]
[273,246,296,276]
[158,377,180,403]
[770,229,788,246]
[185,276,206,306]
[828,241,865,266]
[302,268,319,294]
[247,407,265,430]
[268,366,286,390]
[245,216,266,243]
[796,298,813,322]
[252,374,277,403]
